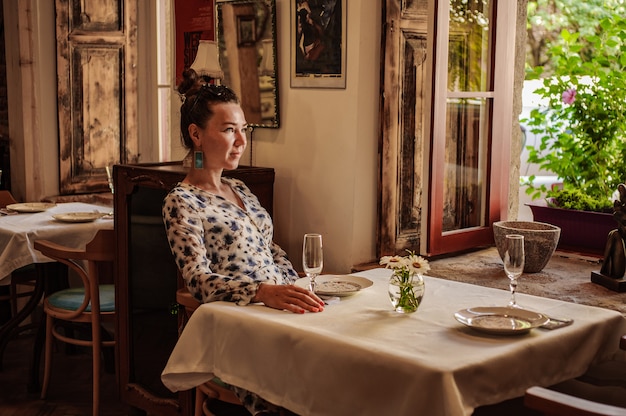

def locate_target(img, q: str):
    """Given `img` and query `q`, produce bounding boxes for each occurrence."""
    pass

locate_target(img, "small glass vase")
[388,271,425,313]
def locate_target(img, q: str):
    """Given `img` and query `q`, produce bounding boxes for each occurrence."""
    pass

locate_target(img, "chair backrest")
[524,386,626,416]
[524,334,626,416]
[0,190,17,208]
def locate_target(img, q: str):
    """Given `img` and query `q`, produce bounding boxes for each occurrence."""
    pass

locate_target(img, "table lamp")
[191,40,224,83]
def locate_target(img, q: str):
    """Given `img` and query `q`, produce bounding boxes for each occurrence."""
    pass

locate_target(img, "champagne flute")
[302,233,323,293]
[504,234,525,308]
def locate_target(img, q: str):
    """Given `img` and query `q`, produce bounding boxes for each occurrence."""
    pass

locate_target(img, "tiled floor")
[0,327,132,416]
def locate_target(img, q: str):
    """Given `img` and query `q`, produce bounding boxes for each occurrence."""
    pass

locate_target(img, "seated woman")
[163,69,323,415]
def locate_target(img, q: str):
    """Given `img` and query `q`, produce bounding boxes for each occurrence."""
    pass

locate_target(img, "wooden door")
[378,0,517,257]
[55,0,139,194]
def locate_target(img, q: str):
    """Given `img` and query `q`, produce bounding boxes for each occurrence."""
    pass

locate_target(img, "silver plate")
[454,306,550,335]
[295,275,374,297]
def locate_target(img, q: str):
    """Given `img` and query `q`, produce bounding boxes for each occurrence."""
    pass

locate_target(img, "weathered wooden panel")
[403,0,429,15]
[56,0,137,194]
[398,35,427,242]
[70,0,121,31]
[72,45,121,173]
[378,0,429,256]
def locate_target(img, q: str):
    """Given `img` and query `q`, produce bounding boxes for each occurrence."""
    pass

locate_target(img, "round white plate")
[295,275,374,296]
[52,212,105,223]
[6,202,56,213]
[454,306,549,335]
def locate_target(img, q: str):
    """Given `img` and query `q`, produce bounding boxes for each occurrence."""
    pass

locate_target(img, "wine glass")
[504,234,525,308]
[302,233,323,293]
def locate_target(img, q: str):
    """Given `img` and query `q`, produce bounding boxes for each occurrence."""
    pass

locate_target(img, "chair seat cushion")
[47,284,115,312]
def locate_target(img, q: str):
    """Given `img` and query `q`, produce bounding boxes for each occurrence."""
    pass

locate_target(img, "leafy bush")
[523,14,626,205]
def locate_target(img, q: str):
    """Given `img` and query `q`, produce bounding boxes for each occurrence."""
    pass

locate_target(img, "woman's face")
[190,102,248,171]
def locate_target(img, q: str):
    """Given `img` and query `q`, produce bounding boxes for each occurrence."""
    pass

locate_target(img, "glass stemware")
[503,234,525,308]
[302,233,323,293]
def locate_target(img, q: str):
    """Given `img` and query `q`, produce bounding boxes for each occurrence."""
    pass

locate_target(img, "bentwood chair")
[176,288,244,416]
[524,335,626,416]
[0,190,38,329]
[34,229,115,416]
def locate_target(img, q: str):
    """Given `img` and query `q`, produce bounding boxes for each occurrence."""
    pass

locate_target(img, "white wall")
[252,0,381,273]
[4,0,58,203]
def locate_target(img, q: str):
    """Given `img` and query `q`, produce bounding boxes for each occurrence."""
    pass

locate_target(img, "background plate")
[52,212,105,223]
[6,202,56,213]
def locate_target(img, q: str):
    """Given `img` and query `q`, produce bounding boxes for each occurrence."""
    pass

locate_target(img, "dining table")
[0,201,113,283]
[161,268,626,416]
[0,201,114,390]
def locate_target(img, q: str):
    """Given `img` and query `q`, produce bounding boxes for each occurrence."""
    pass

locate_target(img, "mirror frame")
[216,0,280,128]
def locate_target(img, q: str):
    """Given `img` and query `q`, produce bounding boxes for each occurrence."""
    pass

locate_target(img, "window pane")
[448,0,492,92]
[443,98,491,232]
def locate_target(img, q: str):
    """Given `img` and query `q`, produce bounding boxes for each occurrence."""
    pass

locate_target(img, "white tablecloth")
[0,202,113,284]
[161,268,626,416]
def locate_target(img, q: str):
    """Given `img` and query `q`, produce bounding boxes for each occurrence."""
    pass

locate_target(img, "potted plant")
[522,14,626,255]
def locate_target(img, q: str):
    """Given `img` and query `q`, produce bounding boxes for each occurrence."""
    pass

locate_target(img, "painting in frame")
[290,0,347,89]
[237,14,256,46]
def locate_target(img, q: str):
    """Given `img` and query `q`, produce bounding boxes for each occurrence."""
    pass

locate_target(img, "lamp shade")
[191,40,223,79]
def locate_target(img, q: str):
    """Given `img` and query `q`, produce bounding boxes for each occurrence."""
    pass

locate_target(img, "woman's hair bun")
[178,68,201,97]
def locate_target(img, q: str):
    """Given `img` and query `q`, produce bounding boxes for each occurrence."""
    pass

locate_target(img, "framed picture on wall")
[290,0,347,89]
[237,15,256,46]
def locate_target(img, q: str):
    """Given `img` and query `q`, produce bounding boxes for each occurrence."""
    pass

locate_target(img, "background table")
[162,268,626,416]
[0,202,113,390]
[0,202,113,284]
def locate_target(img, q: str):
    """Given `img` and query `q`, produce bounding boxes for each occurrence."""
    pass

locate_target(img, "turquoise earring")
[194,150,204,169]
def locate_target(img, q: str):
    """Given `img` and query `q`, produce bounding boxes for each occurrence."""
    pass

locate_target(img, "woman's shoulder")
[166,182,195,197]
[222,177,250,192]
[164,182,211,205]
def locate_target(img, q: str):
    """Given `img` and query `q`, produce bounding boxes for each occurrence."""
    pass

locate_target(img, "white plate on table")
[6,202,56,213]
[454,306,549,335]
[52,212,106,223]
[295,275,373,296]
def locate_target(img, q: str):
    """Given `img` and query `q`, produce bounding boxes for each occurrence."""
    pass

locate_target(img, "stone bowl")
[493,221,561,273]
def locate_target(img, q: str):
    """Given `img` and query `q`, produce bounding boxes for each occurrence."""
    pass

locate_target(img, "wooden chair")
[176,288,243,416]
[34,229,115,416]
[0,190,37,326]
[524,335,626,416]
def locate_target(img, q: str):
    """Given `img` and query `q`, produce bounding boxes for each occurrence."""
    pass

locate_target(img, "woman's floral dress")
[163,179,298,305]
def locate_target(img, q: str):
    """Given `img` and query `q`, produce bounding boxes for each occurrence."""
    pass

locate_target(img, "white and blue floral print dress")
[162,179,298,306]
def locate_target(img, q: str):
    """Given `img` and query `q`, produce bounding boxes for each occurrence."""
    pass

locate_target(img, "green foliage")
[546,188,612,212]
[526,0,626,72]
[523,13,626,205]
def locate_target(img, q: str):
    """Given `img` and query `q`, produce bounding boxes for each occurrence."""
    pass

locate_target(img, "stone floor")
[427,246,626,316]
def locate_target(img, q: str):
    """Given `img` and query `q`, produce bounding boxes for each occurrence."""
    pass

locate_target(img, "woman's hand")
[254,283,325,314]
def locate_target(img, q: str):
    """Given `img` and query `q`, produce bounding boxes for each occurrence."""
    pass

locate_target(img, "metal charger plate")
[454,306,550,335]
[295,275,374,297]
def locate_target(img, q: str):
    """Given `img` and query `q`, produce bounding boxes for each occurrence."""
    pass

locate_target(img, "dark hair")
[178,68,240,149]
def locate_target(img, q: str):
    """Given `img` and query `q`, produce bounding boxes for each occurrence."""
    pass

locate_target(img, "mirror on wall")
[216,0,279,128]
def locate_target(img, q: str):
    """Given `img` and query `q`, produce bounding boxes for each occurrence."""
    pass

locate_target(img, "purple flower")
[562,88,577,104]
